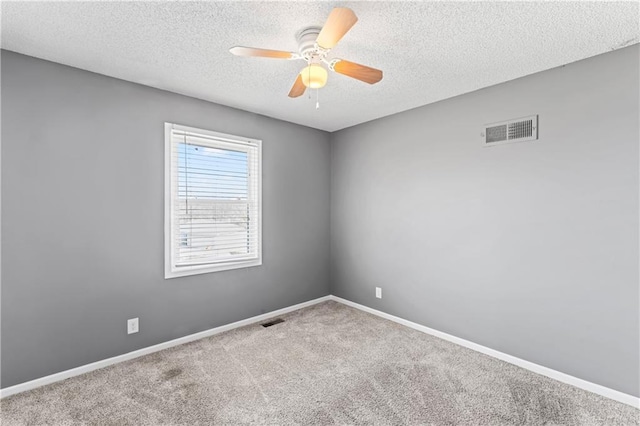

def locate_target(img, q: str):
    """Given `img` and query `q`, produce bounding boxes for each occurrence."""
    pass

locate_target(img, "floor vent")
[261,318,285,328]
[482,115,538,146]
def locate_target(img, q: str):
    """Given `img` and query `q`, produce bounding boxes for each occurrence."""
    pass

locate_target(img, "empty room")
[1,1,639,424]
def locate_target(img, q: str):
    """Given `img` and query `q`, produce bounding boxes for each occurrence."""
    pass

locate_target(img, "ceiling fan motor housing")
[296,26,326,60]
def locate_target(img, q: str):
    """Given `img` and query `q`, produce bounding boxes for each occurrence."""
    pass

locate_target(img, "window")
[165,123,262,278]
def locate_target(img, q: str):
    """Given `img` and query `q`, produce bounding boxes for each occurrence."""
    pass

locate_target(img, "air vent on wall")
[482,115,538,146]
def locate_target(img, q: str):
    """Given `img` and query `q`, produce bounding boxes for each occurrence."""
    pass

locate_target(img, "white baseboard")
[3,294,638,409]
[0,295,331,399]
[329,295,640,409]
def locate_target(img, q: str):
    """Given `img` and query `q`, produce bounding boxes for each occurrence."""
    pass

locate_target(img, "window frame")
[164,122,262,279]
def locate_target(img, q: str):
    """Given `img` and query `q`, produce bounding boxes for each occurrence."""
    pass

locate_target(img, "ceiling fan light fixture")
[300,64,328,89]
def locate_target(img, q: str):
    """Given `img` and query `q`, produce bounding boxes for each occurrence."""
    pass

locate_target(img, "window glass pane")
[176,142,252,265]
[177,143,248,200]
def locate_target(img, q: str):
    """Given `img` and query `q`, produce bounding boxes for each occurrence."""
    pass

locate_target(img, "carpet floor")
[1,301,638,425]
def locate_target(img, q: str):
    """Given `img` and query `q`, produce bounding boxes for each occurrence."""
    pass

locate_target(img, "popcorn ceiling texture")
[1,2,638,132]
[1,302,638,425]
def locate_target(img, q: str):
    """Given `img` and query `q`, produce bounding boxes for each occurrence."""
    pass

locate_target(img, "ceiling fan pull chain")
[308,59,312,99]
[316,89,320,110]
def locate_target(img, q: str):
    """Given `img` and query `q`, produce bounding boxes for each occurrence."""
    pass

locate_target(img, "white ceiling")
[2,1,638,132]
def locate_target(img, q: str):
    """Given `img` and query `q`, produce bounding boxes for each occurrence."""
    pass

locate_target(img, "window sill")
[165,258,262,279]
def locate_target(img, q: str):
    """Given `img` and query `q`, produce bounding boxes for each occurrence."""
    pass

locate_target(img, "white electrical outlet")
[127,318,139,334]
[375,287,382,299]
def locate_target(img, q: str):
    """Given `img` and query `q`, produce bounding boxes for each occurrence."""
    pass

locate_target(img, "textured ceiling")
[2,1,638,132]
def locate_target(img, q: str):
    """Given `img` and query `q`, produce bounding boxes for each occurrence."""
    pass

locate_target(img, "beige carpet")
[1,301,638,425]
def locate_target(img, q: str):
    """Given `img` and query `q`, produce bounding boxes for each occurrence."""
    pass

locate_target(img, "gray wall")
[1,50,331,388]
[2,45,638,398]
[330,45,640,397]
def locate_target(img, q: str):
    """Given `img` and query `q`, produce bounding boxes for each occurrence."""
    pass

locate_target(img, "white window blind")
[165,123,262,278]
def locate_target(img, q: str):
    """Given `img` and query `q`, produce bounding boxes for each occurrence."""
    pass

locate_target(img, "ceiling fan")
[229,7,383,99]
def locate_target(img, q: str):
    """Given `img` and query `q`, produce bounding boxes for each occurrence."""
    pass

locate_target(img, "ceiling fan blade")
[316,7,358,49]
[229,46,295,59]
[332,59,383,84]
[288,74,306,98]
